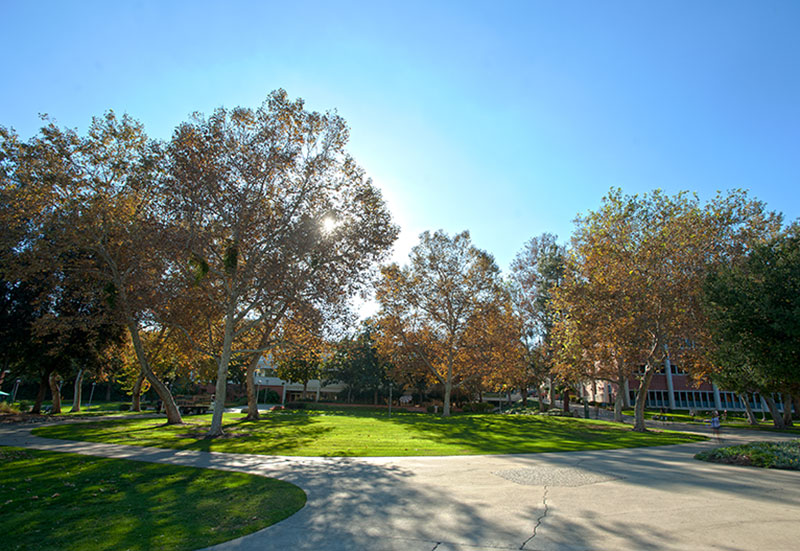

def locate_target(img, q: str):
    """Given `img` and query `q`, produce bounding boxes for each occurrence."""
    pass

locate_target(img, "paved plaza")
[1,422,798,550]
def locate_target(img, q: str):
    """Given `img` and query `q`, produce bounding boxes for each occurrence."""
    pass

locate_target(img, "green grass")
[695,440,800,470]
[34,407,706,456]
[0,446,306,551]
[622,408,800,434]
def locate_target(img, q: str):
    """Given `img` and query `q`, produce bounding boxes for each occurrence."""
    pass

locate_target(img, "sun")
[321,216,337,235]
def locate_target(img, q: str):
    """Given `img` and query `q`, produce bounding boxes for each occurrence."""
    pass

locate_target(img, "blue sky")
[2,0,798,273]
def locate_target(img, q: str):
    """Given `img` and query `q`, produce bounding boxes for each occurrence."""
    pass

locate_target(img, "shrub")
[284,401,307,410]
[0,401,20,414]
[696,440,800,470]
[462,402,495,413]
[118,403,131,411]
[264,389,281,403]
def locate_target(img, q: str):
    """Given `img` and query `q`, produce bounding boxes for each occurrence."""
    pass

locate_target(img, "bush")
[118,403,131,411]
[284,401,307,410]
[264,389,281,403]
[0,402,20,414]
[696,440,800,470]
[462,402,495,413]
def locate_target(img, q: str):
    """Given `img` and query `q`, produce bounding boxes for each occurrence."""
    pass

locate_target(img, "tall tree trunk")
[208,312,236,437]
[614,388,624,422]
[69,369,84,413]
[763,394,785,430]
[740,393,757,425]
[521,384,528,407]
[782,392,794,427]
[373,388,378,405]
[633,365,657,432]
[548,376,556,406]
[32,369,52,414]
[442,356,453,417]
[131,371,145,412]
[105,382,111,401]
[48,371,62,414]
[563,391,570,415]
[127,321,183,425]
[244,353,261,421]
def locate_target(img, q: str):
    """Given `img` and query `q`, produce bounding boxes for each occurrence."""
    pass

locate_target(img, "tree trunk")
[131,371,144,412]
[32,369,52,414]
[127,321,183,425]
[442,355,454,417]
[763,394,785,430]
[563,391,570,415]
[69,369,84,413]
[48,371,62,414]
[633,365,656,432]
[782,392,794,427]
[373,388,378,405]
[244,353,261,421]
[302,381,308,401]
[548,376,556,406]
[105,382,111,401]
[740,393,757,425]
[614,389,624,422]
[208,310,236,437]
[521,384,528,407]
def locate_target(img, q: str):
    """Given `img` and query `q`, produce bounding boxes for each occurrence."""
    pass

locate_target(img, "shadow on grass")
[384,414,702,454]
[0,446,306,551]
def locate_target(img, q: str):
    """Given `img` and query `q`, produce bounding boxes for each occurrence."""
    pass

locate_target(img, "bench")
[175,395,213,415]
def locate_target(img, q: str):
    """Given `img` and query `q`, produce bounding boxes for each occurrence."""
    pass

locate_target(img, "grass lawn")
[622,408,800,434]
[34,407,706,456]
[0,446,306,551]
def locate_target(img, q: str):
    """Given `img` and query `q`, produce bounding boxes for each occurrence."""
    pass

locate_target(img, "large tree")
[704,226,800,428]
[376,230,508,416]
[554,189,780,431]
[0,115,186,423]
[510,233,566,406]
[165,90,397,435]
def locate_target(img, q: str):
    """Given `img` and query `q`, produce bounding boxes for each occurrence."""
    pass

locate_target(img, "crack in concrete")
[430,543,441,550]
[520,485,549,550]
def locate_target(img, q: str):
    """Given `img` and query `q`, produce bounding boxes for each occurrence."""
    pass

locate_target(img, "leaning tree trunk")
[244,352,261,421]
[782,392,794,427]
[127,321,183,425]
[633,365,657,432]
[48,372,62,414]
[763,394,785,430]
[208,317,236,437]
[69,369,84,413]
[739,393,758,425]
[131,371,145,412]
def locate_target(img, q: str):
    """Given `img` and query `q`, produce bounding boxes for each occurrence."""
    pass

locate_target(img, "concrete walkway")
[1,422,798,551]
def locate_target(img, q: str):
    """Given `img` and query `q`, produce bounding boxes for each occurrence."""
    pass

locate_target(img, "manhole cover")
[494,467,621,487]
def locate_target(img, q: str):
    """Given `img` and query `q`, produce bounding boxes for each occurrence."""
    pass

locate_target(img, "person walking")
[710,410,722,443]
